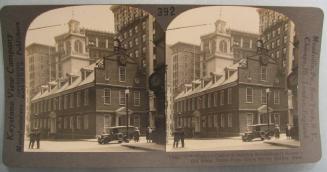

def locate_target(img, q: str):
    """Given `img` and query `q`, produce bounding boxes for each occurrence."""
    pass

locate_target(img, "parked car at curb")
[241,124,274,142]
[97,126,138,144]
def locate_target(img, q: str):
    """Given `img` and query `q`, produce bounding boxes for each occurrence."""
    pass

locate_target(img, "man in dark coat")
[173,130,180,148]
[28,130,35,149]
[180,128,185,148]
[35,128,41,149]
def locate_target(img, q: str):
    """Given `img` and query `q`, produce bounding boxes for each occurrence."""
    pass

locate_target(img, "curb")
[121,144,164,151]
[264,141,299,148]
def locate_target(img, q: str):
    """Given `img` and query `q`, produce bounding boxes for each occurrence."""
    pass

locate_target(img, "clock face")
[260,55,269,65]
[149,73,163,91]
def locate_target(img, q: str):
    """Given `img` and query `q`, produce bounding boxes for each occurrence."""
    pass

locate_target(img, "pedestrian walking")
[286,125,291,139]
[274,125,280,139]
[172,130,180,148]
[180,128,185,148]
[28,130,35,149]
[134,129,140,142]
[35,128,41,149]
[146,127,152,143]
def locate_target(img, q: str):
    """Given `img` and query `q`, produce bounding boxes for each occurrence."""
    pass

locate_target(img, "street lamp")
[266,88,271,130]
[125,88,130,140]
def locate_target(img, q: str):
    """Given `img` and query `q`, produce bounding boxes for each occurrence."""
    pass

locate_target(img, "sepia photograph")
[166,6,300,151]
[24,5,166,152]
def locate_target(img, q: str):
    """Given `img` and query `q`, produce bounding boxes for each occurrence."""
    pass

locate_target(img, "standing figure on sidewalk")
[35,128,41,149]
[274,125,280,139]
[28,130,35,149]
[172,130,180,148]
[286,124,290,139]
[134,129,140,142]
[146,127,152,143]
[180,128,185,148]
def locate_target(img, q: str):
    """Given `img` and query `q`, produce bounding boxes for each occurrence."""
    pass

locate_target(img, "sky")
[26,5,259,47]
[166,6,260,45]
[25,5,115,46]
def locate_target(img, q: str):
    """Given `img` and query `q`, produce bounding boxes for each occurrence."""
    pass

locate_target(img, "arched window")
[210,40,216,54]
[74,40,83,54]
[219,40,227,53]
[65,41,71,54]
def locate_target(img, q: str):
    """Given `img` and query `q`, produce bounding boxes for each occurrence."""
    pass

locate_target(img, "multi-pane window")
[64,95,68,109]
[260,66,267,81]
[48,99,51,111]
[76,116,82,130]
[276,51,280,59]
[261,89,267,104]
[84,115,89,130]
[119,90,126,105]
[133,91,141,106]
[246,113,254,126]
[227,88,232,104]
[58,117,62,129]
[135,50,139,58]
[70,116,74,129]
[283,35,288,44]
[220,114,225,128]
[84,89,89,106]
[135,38,139,45]
[213,92,217,106]
[214,114,218,128]
[142,34,146,42]
[76,92,81,107]
[59,96,62,110]
[227,113,233,128]
[220,90,224,105]
[64,117,68,129]
[104,88,111,105]
[119,66,126,82]
[246,87,253,103]
[70,93,74,108]
[274,90,280,104]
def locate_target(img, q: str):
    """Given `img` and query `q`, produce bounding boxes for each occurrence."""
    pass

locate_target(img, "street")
[24,137,161,152]
[166,134,300,152]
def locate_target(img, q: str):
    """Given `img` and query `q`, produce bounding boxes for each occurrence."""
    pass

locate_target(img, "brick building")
[30,52,148,139]
[174,53,288,138]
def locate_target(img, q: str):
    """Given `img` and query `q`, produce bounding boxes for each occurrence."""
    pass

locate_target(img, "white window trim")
[228,113,233,128]
[227,88,232,104]
[261,89,267,104]
[274,90,280,104]
[220,90,224,106]
[260,66,267,81]
[104,88,111,105]
[119,66,126,82]
[119,90,126,105]
[84,89,89,106]
[246,87,253,103]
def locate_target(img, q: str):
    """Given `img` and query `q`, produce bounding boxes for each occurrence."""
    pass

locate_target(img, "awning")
[257,105,273,114]
[115,107,134,116]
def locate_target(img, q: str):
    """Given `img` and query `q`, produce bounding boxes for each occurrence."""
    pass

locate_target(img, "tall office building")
[111,5,157,128]
[170,42,201,96]
[257,9,296,126]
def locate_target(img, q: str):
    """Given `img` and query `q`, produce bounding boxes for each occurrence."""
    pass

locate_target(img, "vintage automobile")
[241,124,274,142]
[97,126,139,144]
